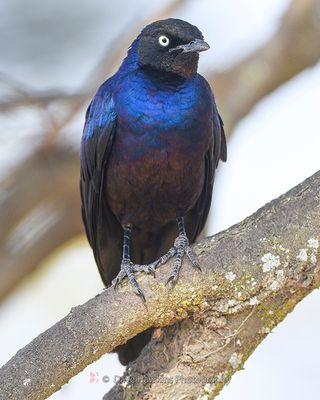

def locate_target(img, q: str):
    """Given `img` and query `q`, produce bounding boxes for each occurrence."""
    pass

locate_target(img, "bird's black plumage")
[80,18,226,364]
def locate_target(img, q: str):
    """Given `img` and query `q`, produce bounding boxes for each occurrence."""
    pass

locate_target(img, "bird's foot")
[155,233,200,285]
[112,259,156,301]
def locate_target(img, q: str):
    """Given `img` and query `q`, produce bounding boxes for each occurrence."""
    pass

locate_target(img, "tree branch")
[1,170,319,400]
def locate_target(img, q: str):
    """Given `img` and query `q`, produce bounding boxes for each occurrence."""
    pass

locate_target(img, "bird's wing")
[186,106,227,242]
[80,81,123,285]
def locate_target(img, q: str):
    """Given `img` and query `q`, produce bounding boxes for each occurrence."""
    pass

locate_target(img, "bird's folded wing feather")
[80,81,123,285]
[186,104,227,242]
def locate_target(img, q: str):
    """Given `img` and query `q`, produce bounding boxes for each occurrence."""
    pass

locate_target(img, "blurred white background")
[0,0,319,399]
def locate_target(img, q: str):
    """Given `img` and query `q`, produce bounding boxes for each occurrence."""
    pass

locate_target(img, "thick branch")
[0,170,319,400]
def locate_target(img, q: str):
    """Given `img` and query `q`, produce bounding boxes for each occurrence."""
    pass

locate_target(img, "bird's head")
[136,18,210,79]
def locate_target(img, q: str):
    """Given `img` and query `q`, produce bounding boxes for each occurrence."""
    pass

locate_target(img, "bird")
[80,18,227,365]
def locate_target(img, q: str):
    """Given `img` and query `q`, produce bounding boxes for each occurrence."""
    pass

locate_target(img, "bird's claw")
[133,263,156,278]
[112,259,156,301]
[161,233,200,286]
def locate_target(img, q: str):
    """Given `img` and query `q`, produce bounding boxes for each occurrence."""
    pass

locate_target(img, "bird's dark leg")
[155,217,200,285]
[112,225,156,301]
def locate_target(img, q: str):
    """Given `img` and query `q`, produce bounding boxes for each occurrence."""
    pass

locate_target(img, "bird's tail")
[114,329,153,365]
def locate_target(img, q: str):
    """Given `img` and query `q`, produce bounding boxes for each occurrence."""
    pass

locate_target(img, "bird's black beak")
[169,38,210,54]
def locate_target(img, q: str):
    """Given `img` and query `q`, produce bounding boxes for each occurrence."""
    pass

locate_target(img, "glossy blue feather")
[82,83,116,140]
[83,36,213,146]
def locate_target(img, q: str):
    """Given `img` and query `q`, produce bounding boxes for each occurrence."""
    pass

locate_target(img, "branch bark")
[0,170,319,400]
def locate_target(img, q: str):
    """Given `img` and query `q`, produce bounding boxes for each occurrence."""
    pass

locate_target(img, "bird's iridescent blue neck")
[118,38,140,75]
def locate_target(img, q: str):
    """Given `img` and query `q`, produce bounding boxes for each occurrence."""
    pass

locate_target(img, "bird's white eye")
[158,35,170,47]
